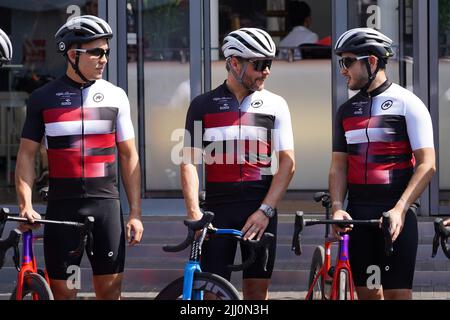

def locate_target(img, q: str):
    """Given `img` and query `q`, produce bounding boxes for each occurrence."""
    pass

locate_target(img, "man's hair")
[288,1,311,26]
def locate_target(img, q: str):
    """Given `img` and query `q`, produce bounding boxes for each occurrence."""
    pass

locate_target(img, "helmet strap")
[228,58,249,86]
[66,45,90,83]
[362,59,381,93]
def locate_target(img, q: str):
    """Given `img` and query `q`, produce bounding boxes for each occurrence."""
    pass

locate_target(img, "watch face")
[261,205,275,218]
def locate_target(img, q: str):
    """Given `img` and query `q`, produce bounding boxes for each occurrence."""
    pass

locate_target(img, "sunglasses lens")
[339,57,356,69]
[252,59,272,71]
[87,48,110,58]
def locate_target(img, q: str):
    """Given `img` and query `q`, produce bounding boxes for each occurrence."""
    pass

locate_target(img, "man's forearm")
[120,152,142,218]
[329,168,348,213]
[15,153,36,211]
[396,162,436,213]
[180,163,201,219]
[261,151,295,208]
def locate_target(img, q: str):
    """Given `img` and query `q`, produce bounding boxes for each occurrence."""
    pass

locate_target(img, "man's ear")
[369,55,378,70]
[66,50,76,64]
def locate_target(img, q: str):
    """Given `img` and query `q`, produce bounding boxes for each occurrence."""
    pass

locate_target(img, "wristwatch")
[259,204,276,218]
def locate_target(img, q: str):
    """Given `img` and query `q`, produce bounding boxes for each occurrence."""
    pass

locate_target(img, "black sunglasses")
[338,55,370,70]
[248,59,272,71]
[74,47,111,59]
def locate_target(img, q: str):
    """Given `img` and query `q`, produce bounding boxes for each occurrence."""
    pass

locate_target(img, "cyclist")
[181,28,295,300]
[329,28,435,300]
[15,15,143,300]
[0,28,12,67]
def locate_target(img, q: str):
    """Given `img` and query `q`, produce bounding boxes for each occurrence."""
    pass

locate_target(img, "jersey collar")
[62,74,95,89]
[361,80,392,97]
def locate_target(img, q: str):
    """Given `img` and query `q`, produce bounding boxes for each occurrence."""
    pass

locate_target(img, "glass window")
[0,0,98,203]
[212,0,333,191]
[127,0,190,197]
[438,0,450,207]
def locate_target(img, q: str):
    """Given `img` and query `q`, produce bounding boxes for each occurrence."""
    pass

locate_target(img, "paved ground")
[2,290,450,300]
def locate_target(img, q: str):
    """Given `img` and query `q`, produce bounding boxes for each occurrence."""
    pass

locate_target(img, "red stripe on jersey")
[347,155,365,184]
[206,163,262,182]
[84,134,116,149]
[367,160,414,171]
[84,155,115,163]
[343,117,369,132]
[43,108,102,123]
[43,108,81,123]
[368,141,412,155]
[203,112,260,128]
[48,149,82,178]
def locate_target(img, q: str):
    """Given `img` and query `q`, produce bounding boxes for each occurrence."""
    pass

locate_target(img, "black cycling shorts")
[201,201,277,281]
[347,203,418,290]
[44,198,125,280]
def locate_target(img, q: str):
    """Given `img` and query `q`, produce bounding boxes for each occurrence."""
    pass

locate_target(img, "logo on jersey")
[251,100,263,108]
[381,100,393,110]
[93,93,104,103]
[354,107,363,115]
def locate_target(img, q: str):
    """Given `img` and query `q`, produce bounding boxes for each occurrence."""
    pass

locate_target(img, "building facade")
[0,0,448,215]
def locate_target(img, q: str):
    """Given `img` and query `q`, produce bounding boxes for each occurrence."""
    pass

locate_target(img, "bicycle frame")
[181,228,241,300]
[306,234,355,300]
[16,230,50,300]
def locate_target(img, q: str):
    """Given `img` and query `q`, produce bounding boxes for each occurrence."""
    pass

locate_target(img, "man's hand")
[387,206,406,242]
[18,207,41,232]
[241,210,269,241]
[126,216,144,246]
[331,210,353,239]
[444,218,450,227]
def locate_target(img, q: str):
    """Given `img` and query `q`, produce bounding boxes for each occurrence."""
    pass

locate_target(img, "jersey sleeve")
[21,92,45,143]
[273,96,294,152]
[116,88,135,142]
[404,94,434,151]
[332,104,347,153]
[183,96,204,149]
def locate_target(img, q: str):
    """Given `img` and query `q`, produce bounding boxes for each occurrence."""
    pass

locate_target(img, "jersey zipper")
[80,85,86,197]
[238,102,244,197]
[365,94,373,185]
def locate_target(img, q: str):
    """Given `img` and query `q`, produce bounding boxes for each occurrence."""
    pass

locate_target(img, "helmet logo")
[93,93,104,103]
[381,100,393,110]
[251,100,263,108]
[58,42,66,52]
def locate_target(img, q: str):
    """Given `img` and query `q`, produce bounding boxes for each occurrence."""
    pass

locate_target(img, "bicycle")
[0,207,94,300]
[154,211,274,300]
[292,192,393,300]
[431,217,450,259]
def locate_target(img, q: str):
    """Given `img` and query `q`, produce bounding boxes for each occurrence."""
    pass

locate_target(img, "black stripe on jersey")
[85,147,116,156]
[47,135,80,149]
[370,115,407,132]
[95,107,118,121]
[368,153,412,164]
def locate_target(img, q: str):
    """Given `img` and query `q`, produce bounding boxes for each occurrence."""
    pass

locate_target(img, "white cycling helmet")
[0,28,13,64]
[55,15,113,54]
[222,28,276,59]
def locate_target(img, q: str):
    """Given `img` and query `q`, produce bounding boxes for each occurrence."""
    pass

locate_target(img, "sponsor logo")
[354,107,363,115]
[219,103,230,110]
[93,93,104,103]
[58,41,66,52]
[381,100,393,110]
[251,100,263,108]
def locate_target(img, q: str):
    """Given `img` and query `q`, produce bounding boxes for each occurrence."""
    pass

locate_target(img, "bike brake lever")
[432,219,442,258]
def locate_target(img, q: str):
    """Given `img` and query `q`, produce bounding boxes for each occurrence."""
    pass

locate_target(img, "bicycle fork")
[330,234,355,300]
[182,261,202,300]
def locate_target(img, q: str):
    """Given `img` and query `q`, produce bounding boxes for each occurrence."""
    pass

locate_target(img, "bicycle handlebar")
[292,211,393,256]
[0,207,95,270]
[432,218,450,259]
[162,211,275,272]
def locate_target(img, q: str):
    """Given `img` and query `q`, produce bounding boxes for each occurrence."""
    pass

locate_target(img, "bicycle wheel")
[337,269,349,300]
[307,246,326,300]
[155,272,241,300]
[10,273,54,300]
